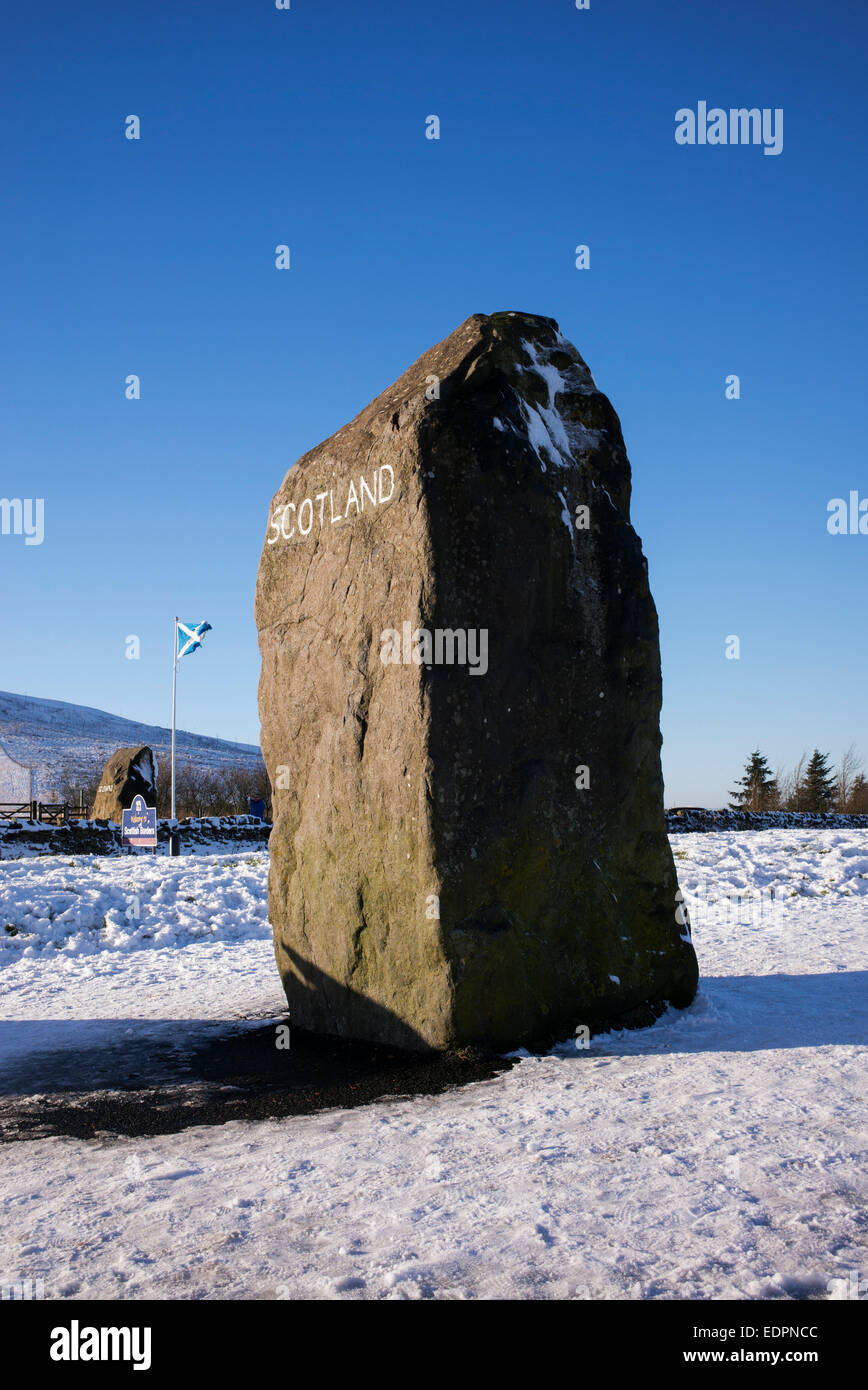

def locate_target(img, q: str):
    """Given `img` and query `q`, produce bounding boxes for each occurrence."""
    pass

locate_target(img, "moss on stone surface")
[256,312,698,1051]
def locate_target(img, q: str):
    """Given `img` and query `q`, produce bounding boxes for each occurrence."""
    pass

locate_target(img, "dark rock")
[256,311,699,1051]
[89,747,157,824]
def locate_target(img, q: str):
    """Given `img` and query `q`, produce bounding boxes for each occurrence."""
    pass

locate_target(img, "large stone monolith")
[91,746,157,824]
[256,312,698,1051]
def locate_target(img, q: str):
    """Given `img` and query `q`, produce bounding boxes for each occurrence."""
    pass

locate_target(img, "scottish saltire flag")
[177,620,212,658]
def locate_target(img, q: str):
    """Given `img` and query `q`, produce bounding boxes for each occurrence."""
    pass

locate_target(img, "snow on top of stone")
[520,337,570,409]
[520,398,561,472]
[515,336,603,471]
[538,398,572,460]
[523,333,597,393]
[132,749,158,782]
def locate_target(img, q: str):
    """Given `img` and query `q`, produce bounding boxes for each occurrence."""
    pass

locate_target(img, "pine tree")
[802,749,836,813]
[729,750,779,812]
[849,774,868,814]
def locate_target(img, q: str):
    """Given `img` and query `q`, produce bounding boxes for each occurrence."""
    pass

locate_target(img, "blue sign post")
[122,793,158,851]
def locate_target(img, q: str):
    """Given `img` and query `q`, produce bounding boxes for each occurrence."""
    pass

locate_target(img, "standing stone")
[91,746,158,824]
[256,312,698,1051]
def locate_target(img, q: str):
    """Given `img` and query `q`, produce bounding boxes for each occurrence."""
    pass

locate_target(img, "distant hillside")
[0,691,262,798]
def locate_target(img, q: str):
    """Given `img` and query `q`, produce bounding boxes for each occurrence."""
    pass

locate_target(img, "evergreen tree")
[729,750,779,812]
[849,774,868,814]
[802,749,836,813]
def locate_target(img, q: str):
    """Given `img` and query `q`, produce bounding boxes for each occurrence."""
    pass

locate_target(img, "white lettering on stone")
[378,465,395,503]
[298,498,313,535]
[268,466,398,544]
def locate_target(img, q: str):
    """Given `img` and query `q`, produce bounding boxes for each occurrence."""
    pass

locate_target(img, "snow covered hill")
[0,828,865,1300]
[0,690,262,797]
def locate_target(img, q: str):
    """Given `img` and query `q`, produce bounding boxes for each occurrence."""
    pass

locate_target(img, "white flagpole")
[171,616,178,821]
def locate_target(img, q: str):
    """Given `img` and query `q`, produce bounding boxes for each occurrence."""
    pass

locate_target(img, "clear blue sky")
[2,0,866,806]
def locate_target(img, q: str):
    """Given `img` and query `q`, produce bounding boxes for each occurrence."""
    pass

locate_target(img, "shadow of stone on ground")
[0,1020,513,1142]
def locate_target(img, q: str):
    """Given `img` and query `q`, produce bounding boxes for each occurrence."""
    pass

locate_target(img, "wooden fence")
[0,799,89,824]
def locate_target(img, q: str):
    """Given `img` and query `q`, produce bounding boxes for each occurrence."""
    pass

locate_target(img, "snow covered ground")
[0,829,865,1301]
